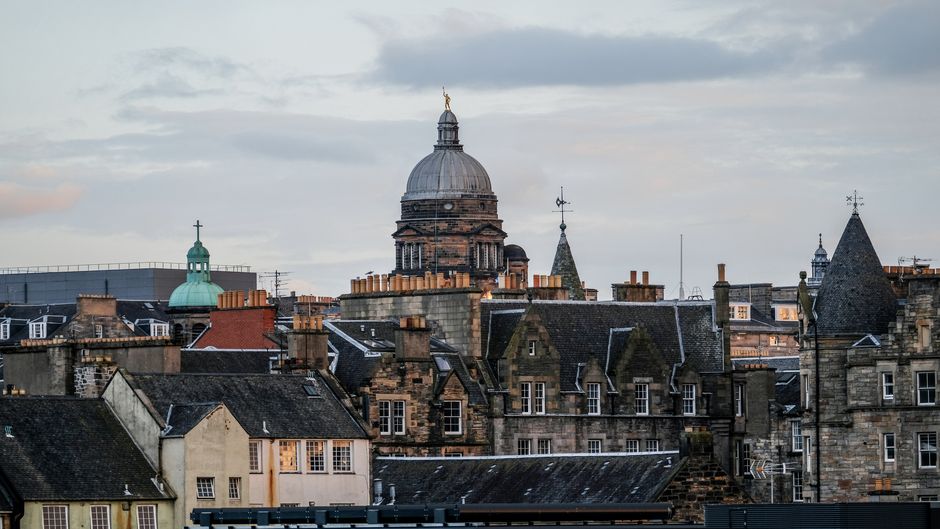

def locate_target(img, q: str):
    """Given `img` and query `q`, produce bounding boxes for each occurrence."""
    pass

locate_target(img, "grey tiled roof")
[374,453,680,503]
[163,402,222,437]
[813,213,897,336]
[180,350,272,374]
[485,301,724,392]
[0,301,171,346]
[433,352,487,405]
[130,373,368,439]
[0,397,168,501]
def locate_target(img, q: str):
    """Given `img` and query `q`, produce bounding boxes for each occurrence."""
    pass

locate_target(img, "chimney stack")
[713,263,731,371]
[395,316,431,360]
[288,315,329,371]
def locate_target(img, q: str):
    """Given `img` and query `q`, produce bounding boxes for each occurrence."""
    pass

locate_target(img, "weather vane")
[442,86,451,111]
[193,219,203,241]
[553,186,572,231]
[846,190,864,214]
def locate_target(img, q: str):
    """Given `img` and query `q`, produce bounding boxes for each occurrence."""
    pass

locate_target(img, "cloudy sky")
[1,0,938,299]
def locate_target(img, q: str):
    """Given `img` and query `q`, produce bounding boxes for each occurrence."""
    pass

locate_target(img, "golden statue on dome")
[442,86,451,111]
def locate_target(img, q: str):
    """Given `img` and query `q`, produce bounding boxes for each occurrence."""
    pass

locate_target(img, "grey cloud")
[133,47,251,79]
[370,27,784,87]
[824,2,940,75]
[121,73,221,100]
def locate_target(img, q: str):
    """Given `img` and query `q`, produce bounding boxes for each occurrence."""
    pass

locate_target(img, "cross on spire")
[554,186,572,231]
[193,220,203,241]
[846,190,864,215]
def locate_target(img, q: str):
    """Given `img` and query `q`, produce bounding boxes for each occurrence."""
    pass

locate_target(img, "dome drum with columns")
[393,105,507,282]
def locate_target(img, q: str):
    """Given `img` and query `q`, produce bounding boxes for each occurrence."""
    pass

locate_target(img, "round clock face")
[443,202,454,210]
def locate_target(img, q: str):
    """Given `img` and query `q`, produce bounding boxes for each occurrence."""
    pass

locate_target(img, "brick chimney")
[288,315,329,371]
[76,294,117,317]
[395,316,431,360]
[611,270,665,302]
[713,263,731,371]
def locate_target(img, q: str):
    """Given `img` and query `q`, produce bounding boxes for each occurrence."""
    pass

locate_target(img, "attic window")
[29,321,47,339]
[0,320,9,340]
[730,304,750,321]
[302,383,320,397]
[151,323,170,337]
[434,356,452,371]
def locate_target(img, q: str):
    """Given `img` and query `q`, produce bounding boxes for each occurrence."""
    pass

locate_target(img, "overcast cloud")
[0,0,938,298]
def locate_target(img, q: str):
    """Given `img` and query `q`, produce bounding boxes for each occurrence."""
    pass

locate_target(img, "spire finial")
[193,220,203,242]
[818,233,823,248]
[442,86,451,112]
[846,190,863,215]
[554,186,572,232]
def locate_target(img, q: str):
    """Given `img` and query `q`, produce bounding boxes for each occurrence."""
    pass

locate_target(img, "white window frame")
[791,420,803,452]
[625,439,640,453]
[378,401,391,434]
[884,432,896,462]
[587,439,602,453]
[94,324,104,338]
[527,340,536,356]
[917,371,936,405]
[918,432,937,469]
[29,321,47,339]
[730,304,750,320]
[228,477,241,500]
[520,383,532,415]
[151,322,170,337]
[534,382,546,415]
[279,440,299,473]
[332,440,353,473]
[682,383,696,415]
[735,383,745,417]
[196,476,215,499]
[537,438,552,455]
[90,505,110,529]
[804,436,813,474]
[646,439,660,452]
[42,505,68,529]
[882,372,895,401]
[392,401,405,435]
[1,320,11,340]
[306,440,326,473]
[517,438,532,455]
[587,383,601,415]
[442,400,462,434]
[248,440,261,473]
[634,383,649,415]
[136,505,157,529]
[792,471,804,502]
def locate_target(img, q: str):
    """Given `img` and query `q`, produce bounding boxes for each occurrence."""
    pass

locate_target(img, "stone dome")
[403,110,494,201]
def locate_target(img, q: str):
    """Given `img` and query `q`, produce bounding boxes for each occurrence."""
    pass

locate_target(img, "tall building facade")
[392,107,507,283]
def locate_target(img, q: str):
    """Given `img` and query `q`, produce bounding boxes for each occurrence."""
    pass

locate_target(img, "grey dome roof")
[504,244,528,261]
[403,110,494,201]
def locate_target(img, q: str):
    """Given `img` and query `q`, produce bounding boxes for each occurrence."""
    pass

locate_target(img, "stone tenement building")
[392,105,508,286]
[799,210,940,502]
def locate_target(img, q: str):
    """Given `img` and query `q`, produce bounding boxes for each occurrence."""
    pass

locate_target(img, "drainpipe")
[813,320,821,502]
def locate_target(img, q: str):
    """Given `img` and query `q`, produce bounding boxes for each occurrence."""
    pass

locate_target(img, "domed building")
[392,104,507,283]
[169,221,224,309]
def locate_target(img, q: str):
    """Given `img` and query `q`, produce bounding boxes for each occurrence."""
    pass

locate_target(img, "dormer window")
[151,323,169,337]
[775,305,798,321]
[0,320,9,340]
[29,321,47,339]
[730,304,750,321]
[527,340,537,356]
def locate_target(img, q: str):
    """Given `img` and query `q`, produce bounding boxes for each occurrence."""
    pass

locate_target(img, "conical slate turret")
[550,225,585,301]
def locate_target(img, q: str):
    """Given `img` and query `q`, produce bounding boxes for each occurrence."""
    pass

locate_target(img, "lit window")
[625,439,639,453]
[228,477,241,500]
[776,306,798,321]
[534,383,546,415]
[332,440,352,472]
[587,383,601,415]
[646,439,660,452]
[527,340,536,355]
[0,321,9,340]
[136,506,157,529]
[882,372,895,401]
[735,384,746,417]
[248,441,261,473]
[918,432,937,468]
[791,420,803,452]
[635,384,649,415]
[587,439,602,453]
[792,471,804,502]
[682,384,696,415]
[279,440,299,472]
[90,505,110,529]
[196,477,215,499]
[769,335,780,346]
[517,438,532,455]
[520,383,532,415]
[731,305,750,320]
[442,401,462,434]
[917,372,936,405]
[151,323,169,337]
[29,321,47,339]
[537,438,552,454]
[884,433,896,462]
[42,506,68,529]
[307,440,326,472]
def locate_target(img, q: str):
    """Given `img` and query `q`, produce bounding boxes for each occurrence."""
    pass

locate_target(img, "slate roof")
[774,372,801,413]
[484,301,725,392]
[813,213,897,336]
[326,320,470,400]
[180,350,272,374]
[162,402,222,437]
[0,301,171,346]
[373,453,681,503]
[550,229,585,301]
[0,397,168,501]
[433,352,487,406]
[129,373,368,439]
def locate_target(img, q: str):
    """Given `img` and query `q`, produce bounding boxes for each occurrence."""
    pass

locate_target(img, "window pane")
[90,506,110,529]
[249,441,261,473]
[919,432,937,468]
[307,440,326,472]
[43,506,68,529]
[443,401,462,434]
[517,438,531,455]
[279,441,298,472]
[378,401,391,434]
[634,384,649,415]
[136,506,157,529]
[332,441,352,472]
[537,438,551,455]
[682,384,696,415]
[196,477,215,498]
[535,383,545,414]
[393,401,406,434]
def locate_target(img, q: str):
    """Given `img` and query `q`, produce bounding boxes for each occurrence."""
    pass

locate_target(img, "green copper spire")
[169,220,224,308]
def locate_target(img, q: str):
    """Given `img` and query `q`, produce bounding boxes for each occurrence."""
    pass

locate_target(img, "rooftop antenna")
[260,270,291,301]
[553,186,572,232]
[679,234,685,301]
[846,190,863,214]
[898,256,934,274]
